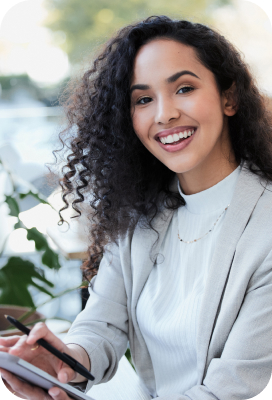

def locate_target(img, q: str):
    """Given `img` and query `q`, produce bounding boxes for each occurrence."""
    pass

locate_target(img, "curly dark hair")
[56,15,272,280]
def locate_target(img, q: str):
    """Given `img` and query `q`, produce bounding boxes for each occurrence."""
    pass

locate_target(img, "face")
[130,39,237,187]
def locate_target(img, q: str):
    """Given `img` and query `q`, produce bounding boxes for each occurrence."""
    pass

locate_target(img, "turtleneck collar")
[178,163,243,215]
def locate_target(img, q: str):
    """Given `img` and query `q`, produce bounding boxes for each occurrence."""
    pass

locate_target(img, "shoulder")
[242,164,272,217]
[249,180,272,231]
[233,165,272,269]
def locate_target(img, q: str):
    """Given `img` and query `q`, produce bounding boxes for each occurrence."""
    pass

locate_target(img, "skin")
[0,323,90,399]
[0,38,239,399]
[130,39,239,195]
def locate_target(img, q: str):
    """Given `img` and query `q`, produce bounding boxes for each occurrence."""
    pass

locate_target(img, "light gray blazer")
[64,162,272,400]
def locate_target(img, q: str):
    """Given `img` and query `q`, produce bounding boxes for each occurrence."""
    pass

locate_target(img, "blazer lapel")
[196,165,267,382]
[129,206,174,394]
[131,206,175,309]
[131,175,179,307]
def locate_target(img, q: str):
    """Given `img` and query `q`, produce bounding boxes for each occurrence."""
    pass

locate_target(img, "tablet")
[0,352,94,400]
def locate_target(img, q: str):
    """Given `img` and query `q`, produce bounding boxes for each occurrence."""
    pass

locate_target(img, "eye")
[177,86,194,94]
[136,96,152,105]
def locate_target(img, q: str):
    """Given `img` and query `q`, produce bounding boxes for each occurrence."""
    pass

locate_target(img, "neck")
[177,156,239,196]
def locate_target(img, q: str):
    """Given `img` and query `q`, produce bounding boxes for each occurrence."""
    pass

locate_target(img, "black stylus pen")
[5,315,95,381]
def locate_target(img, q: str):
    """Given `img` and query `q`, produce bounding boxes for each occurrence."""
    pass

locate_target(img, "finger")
[49,386,72,400]
[1,369,25,398]
[0,336,21,347]
[26,323,66,352]
[57,366,77,384]
[0,368,51,400]
[8,335,31,356]
[0,368,28,399]
[0,345,10,353]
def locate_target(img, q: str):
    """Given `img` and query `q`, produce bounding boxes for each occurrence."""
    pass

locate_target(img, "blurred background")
[0,0,272,335]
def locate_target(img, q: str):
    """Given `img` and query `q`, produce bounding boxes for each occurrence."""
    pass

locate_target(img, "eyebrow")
[167,70,200,83]
[130,70,200,94]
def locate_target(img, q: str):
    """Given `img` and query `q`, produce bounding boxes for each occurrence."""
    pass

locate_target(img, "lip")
[155,125,197,140]
[157,128,197,153]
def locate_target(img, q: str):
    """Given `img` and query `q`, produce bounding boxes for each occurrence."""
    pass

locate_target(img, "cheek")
[131,110,149,141]
[184,91,221,117]
[190,93,224,132]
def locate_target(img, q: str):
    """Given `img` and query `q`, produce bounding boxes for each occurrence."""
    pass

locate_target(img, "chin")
[165,158,198,175]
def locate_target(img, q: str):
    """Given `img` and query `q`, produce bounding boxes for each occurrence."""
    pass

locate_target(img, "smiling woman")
[1,15,272,400]
[130,39,238,194]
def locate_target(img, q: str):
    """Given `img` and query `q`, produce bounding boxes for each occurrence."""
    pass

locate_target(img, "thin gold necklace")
[177,204,230,244]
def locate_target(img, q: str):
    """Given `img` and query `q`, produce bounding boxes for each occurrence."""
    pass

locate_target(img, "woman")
[1,15,272,400]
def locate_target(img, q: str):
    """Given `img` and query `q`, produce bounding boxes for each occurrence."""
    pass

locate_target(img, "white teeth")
[159,129,195,144]
[166,135,174,143]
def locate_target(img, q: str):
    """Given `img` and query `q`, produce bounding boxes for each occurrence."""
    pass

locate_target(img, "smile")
[158,129,196,145]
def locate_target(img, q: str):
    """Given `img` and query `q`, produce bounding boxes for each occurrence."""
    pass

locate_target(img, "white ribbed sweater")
[136,165,242,397]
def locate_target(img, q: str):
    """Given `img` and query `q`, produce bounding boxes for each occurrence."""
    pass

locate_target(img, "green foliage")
[0,159,62,307]
[0,74,33,91]
[0,162,85,331]
[42,247,61,270]
[0,74,68,106]
[44,0,232,64]
[5,195,20,217]
[0,257,54,308]
[19,191,51,207]
[125,348,134,369]
[26,228,61,270]
[14,220,25,230]
[27,228,48,251]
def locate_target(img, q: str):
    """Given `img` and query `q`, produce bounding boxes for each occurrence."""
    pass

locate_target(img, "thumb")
[58,366,77,384]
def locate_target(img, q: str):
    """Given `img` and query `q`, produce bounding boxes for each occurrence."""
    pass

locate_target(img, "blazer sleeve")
[155,248,272,400]
[63,241,129,394]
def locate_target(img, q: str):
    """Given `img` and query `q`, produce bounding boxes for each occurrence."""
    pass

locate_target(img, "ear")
[222,82,238,117]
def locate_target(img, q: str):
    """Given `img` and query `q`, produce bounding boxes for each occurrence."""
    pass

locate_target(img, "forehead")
[131,39,208,84]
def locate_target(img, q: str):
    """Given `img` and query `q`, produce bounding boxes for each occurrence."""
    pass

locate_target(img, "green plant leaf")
[0,257,54,307]
[19,191,51,207]
[27,227,47,250]
[14,219,26,230]
[42,247,61,270]
[30,282,54,297]
[26,227,61,270]
[5,195,20,217]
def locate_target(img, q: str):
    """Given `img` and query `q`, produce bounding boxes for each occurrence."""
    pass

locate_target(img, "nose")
[154,96,181,125]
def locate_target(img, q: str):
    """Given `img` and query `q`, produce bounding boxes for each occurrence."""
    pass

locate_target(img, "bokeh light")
[0,0,70,84]
[25,43,69,84]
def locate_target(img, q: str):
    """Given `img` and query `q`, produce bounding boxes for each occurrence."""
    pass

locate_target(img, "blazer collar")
[196,162,267,381]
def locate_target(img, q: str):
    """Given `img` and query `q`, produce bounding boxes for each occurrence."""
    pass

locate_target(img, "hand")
[0,367,72,399]
[0,322,80,399]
